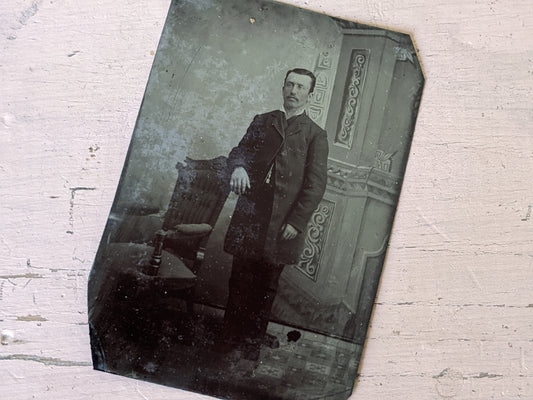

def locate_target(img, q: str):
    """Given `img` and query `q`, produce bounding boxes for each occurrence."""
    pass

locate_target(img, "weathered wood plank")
[1,0,532,399]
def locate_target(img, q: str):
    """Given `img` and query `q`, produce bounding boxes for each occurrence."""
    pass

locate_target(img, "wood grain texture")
[1,0,532,399]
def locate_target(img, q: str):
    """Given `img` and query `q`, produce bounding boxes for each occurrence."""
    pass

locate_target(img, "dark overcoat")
[224,110,329,264]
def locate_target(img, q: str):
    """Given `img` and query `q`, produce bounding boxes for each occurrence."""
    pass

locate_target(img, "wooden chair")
[140,156,230,313]
[155,156,230,276]
[119,155,230,305]
[91,157,230,365]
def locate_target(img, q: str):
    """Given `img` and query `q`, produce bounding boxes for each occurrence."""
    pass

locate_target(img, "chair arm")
[166,223,213,239]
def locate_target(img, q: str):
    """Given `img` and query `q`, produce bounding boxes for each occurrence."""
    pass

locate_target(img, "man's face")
[282,72,313,111]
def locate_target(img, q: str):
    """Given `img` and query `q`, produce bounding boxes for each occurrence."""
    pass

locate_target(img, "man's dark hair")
[285,68,316,93]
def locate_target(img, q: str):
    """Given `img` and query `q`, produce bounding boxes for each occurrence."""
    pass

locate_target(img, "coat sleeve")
[285,129,329,232]
[227,115,261,173]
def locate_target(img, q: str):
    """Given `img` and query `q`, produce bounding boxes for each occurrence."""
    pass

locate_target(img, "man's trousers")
[221,255,285,350]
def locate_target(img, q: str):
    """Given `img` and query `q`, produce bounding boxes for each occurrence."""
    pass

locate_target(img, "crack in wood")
[0,273,43,279]
[432,368,465,380]
[0,354,91,367]
[472,372,504,379]
[374,301,531,309]
[68,187,96,234]
[360,370,504,380]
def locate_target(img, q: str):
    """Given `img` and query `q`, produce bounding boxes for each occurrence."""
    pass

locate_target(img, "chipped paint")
[0,273,43,279]
[19,1,42,26]
[16,315,48,322]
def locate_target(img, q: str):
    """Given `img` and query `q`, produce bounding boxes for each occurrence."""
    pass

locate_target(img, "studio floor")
[93,303,361,400]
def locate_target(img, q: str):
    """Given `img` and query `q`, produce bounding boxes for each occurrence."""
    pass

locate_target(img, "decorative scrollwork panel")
[334,49,370,149]
[294,199,335,281]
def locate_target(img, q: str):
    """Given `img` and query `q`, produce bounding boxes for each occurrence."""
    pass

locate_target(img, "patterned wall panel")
[326,159,401,205]
[373,149,394,172]
[334,49,370,149]
[309,51,334,127]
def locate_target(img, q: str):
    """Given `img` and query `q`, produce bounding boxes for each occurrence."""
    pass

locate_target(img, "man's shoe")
[241,343,261,361]
[263,333,280,349]
[213,339,237,354]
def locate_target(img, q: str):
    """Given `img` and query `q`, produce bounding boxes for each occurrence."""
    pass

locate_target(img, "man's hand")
[281,224,298,240]
[230,167,251,195]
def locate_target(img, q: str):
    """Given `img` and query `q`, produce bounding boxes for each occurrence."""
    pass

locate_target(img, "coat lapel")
[286,112,310,136]
[270,110,311,138]
[271,111,286,140]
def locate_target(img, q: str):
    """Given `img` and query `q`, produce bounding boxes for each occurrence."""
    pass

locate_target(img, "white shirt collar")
[282,106,306,120]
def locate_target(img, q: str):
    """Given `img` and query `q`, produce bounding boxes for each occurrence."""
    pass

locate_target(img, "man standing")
[221,68,329,360]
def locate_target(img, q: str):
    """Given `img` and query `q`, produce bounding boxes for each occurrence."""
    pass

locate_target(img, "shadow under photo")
[87,1,424,399]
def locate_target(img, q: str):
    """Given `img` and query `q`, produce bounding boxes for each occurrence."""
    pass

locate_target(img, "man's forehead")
[285,72,312,87]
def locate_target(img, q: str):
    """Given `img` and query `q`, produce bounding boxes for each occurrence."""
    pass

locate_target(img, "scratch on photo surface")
[168,46,203,122]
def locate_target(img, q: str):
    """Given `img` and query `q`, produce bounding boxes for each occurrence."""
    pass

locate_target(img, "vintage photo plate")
[88,1,424,399]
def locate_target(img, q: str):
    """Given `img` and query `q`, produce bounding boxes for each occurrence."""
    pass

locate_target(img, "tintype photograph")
[88,0,424,399]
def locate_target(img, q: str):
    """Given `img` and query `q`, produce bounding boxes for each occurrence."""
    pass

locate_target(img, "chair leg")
[186,299,194,315]
[181,287,196,347]
[185,287,195,315]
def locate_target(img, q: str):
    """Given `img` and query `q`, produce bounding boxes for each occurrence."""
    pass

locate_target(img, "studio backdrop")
[88,1,424,399]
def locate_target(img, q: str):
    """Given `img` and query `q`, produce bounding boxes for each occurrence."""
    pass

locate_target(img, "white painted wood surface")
[1,0,532,398]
